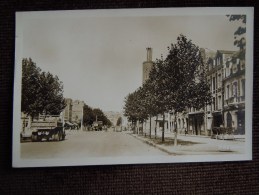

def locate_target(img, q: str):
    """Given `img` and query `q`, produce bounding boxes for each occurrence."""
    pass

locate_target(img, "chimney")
[146,47,152,62]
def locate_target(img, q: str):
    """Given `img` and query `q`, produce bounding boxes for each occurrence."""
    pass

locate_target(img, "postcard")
[13,7,254,167]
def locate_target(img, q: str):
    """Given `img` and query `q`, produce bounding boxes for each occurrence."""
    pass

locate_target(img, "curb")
[129,133,177,155]
[129,133,242,155]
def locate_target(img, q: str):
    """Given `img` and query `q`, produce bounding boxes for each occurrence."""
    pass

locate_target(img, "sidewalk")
[128,131,245,155]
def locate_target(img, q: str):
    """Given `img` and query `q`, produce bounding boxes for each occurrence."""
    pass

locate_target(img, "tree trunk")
[149,115,152,138]
[134,121,138,134]
[137,120,139,134]
[155,115,158,139]
[141,121,144,135]
[28,115,32,129]
[162,113,165,142]
[174,113,178,146]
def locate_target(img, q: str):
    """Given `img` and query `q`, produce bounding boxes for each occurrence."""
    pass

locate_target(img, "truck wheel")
[55,133,60,141]
[32,134,37,142]
[58,132,62,141]
[51,134,55,141]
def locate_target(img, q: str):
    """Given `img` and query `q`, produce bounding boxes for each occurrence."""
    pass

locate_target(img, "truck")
[30,116,65,142]
[92,121,103,131]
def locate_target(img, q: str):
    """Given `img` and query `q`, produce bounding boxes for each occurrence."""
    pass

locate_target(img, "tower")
[142,47,154,84]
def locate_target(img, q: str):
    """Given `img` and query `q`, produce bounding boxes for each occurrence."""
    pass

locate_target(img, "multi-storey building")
[64,98,73,122]
[206,50,235,134]
[222,53,245,134]
[71,100,84,124]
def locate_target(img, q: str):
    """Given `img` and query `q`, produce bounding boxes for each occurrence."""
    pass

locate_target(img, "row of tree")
[83,105,112,127]
[22,58,66,119]
[22,58,112,128]
[123,34,212,145]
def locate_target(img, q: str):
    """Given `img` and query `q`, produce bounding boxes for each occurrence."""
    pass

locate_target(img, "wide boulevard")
[21,129,167,159]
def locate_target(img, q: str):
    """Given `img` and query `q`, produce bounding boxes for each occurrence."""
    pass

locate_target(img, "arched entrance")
[227,112,232,128]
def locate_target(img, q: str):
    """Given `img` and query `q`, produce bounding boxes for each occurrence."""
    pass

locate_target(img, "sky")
[17,8,243,112]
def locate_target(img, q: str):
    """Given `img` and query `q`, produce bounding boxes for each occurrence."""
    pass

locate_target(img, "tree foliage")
[83,104,95,126]
[93,108,112,126]
[162,34,211,112]
[123,34,212,143]
[21,58,66,118]
[116,117,122,126]
[227,15,246,59]
[83,105,112,127]
[83,106,112,126]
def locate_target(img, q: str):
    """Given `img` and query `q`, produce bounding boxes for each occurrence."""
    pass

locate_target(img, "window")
[213,77,216,92]
[218,74,221,88]
[218,96,221,109]
[226,85,230,99]
[213,97,216,111]
[233,82,237,98]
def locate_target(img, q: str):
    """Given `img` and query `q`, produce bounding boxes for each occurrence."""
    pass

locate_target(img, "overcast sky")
[17,8,242,112]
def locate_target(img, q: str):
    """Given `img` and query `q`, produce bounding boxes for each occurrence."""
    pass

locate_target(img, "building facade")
[104,111,122,126]
[222,54,245,134]
[71,100,84,124]
[63,98,84,124]
[64,98,73,122]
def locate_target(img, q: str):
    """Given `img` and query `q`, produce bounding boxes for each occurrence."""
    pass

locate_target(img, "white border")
[13,7,254,168]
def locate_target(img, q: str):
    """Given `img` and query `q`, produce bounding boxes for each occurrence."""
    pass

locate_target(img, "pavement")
[128,130,245,155]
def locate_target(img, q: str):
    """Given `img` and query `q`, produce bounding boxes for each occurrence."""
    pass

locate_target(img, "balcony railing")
[224,96,245,105]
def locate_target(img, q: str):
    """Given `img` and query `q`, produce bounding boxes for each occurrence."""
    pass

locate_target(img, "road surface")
[21,130,167,159]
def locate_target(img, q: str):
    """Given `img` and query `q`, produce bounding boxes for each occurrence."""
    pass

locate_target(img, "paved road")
[21,130,167,159]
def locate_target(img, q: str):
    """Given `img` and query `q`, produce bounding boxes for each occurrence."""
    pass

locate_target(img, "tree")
[22,58,42,119]
[92,108,112,126]
[116,117,122,126]
[21,58,66,119]
[142,66,166,139]
[146,57,173,142]
[162,34,212,145]
[227,15,246,60]
[123,88,148,134]
[124,92,138,132]
[38,71,66,115]
[83,104,95,126]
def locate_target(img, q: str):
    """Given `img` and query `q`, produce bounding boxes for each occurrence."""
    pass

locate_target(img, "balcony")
[224,96,245,107]
[225,97,235,105]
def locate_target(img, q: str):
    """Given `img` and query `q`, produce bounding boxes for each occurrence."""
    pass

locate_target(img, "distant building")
[64,98,73,122]
[104,111,122,126]
[72,100,84,124]
[63,98,84,124]
[142,47,154,84]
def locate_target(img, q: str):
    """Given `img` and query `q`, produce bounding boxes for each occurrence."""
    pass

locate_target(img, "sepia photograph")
[13,7,254,167]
